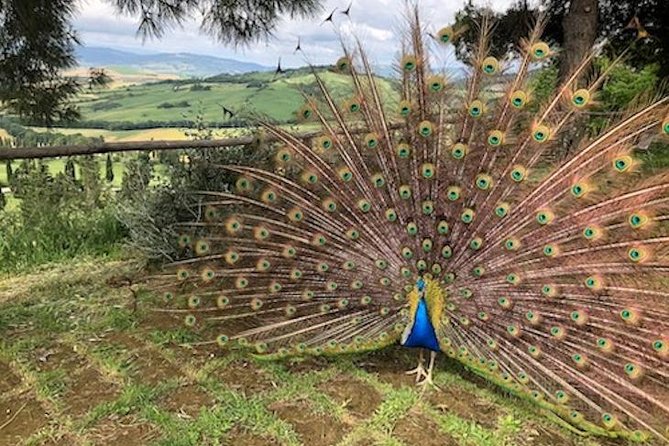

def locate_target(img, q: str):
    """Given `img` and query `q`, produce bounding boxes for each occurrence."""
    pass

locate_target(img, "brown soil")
[127,349,176,386]
[104,333,176,386]
[159,383,216,418]
[270,401,346,446]
[88,415,159,446]
[318,376,383,419]
[429,386,504,429]
[61,367,120,417]
[282,355,333,374]
[32,342,85,373]
[211,359,277,395]
[223,427,279,446]
[394,410,460,446]
[512,421,581,446]
[0,396,50,446]
[30,342,119,416]
[353,347,418,389]
[0,362,21,394]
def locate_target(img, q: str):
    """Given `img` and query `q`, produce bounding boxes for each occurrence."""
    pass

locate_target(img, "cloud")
[73,0,519,67]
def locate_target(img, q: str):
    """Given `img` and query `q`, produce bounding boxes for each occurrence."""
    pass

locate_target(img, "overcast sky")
[74,0,518,68]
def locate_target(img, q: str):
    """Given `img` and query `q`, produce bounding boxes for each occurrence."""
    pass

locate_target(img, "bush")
[0,163,126,272]
[157,101,191,109]
[91,101,123,112]
[116,140,273,262]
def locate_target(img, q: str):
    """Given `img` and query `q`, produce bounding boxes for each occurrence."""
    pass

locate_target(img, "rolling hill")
[75,46,272,78]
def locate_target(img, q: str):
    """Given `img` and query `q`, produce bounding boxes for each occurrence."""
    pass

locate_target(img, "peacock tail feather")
[150,6,669,442]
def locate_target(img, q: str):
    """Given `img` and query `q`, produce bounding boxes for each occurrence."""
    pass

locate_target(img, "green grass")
[67,70,397,125]
[0,259,620,446]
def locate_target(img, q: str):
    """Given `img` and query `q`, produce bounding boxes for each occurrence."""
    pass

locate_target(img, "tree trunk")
[559,0,599,84]
[557,0,599,160]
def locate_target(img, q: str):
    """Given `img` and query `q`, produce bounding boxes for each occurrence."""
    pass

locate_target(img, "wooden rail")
[0,123,409,161]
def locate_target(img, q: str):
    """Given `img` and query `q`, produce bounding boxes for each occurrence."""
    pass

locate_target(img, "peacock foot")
[405,350,427,383]
[417,351,440,392]
[405,362,427,383]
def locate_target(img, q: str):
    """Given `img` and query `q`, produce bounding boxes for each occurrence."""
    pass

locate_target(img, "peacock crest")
[151,6,669,442]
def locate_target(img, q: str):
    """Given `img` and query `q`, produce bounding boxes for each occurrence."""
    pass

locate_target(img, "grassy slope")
[0,259,627,446]
[73,70,398,124]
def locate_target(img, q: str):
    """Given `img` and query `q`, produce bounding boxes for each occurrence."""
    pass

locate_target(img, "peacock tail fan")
[148,6,669,442]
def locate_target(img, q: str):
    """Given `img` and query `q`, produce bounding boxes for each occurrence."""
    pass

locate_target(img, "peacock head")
[407,275,446,320]
[416,277,426,293]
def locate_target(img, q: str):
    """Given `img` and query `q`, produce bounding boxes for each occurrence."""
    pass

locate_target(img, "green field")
[70,70,398,125]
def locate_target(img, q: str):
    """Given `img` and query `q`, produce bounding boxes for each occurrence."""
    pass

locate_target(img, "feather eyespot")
[401,54,418,72]
[487,130,504,146]
[481,56,499,75]
[396,143,411,158]
[451,143,468,159]
[571,89,590,108]
[398,100,412,117]
[437,27,454,44]
[530,42,550,60]
[422,238,433,252]
[335,56,351,72]
[468,100,485,117]
[510,90,527,108]
[421,200,434,215]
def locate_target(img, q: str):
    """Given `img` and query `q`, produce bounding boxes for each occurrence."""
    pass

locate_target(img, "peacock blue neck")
[401,296,441,352]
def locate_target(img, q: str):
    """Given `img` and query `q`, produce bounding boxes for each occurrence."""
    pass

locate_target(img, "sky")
[74,0,518,68]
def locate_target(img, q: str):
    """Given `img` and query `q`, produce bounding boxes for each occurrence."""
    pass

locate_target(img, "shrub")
[0,163,126,272]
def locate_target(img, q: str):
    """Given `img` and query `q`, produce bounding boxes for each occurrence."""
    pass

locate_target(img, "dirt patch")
[102,331,146,351]
[394,410,459,446]
[318,376,382,419]
[138,309,184,333]
[282,356,333,374]
[38,433,80,446]
[159,383,216,418]
[429,386,503,429]
[126,348,176,385]
[88,415,159,446]
[223,427,279,446]
[211,359,277,395]
[353,347,418,389]
[0,396,50,446]
[270,401,346,446]
[61,367,120,417]
[0,362,21,394]
[104,333,176,385]
[32,342,86,373]
[512,421,581,446]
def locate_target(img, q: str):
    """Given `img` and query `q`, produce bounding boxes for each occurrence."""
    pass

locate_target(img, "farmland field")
[68,70,398,125]
[0,259,616,446]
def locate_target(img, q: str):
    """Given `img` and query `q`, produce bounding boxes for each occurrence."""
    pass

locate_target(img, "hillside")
[65,68,400,128]
[75,46,271,78]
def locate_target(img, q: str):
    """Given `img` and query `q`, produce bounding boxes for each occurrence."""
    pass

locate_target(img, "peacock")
[151,6,669,443]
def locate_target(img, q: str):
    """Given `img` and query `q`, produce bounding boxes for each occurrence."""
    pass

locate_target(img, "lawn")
[0,259,617,446]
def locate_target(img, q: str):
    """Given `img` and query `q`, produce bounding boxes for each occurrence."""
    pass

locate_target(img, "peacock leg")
[418,350,440,391]
[405,349,427,383]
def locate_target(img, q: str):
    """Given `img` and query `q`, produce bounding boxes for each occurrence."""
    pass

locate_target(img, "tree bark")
[559,0,599,84]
